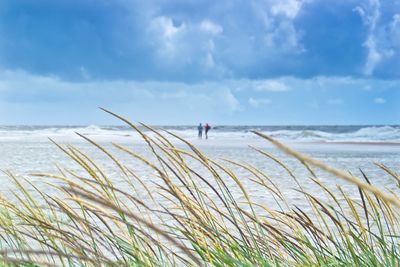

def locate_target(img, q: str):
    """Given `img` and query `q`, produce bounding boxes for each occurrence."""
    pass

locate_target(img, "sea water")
[0,125,399,143]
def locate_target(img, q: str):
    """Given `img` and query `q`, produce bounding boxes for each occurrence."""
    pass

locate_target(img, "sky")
[0,0,399,125]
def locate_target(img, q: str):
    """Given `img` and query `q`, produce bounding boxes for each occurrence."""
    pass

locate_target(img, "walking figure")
[205,123,211,139]
[198,123,203,138]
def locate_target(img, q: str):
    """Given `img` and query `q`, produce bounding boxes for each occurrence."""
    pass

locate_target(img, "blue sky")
[0,0,399,125]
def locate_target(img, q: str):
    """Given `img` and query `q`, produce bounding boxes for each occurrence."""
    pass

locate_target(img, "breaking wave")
[0,125,398,143]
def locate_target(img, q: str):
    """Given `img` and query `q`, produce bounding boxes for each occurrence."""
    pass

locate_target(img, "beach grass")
[0,109,399,266]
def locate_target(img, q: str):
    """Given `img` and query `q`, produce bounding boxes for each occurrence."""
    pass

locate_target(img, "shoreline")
[319,141,400,146]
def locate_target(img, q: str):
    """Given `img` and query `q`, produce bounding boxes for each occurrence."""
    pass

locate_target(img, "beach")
[1,125,398,213]
[0,124,399,265]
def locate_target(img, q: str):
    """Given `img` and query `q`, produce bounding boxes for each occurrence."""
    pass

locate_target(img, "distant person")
[198,123,203,138]
[205,123,211,139]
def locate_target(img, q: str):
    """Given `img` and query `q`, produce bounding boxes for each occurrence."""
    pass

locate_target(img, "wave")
[0,125,398,143]
[257,126,399,142]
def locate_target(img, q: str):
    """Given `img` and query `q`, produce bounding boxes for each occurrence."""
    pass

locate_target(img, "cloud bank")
[0,69,397,124]
[0,0,398,124]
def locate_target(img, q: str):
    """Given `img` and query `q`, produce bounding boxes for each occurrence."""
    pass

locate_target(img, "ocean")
[0,124,399,143]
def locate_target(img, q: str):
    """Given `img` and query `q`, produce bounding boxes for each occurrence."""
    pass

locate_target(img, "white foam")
[0,125,398,143]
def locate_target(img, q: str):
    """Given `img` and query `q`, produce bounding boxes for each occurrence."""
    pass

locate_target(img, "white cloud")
[146,16,227,74]
[313,76,358,86]
[374,97,386,104]
[270,0,308,19]
[0,69,244,123]
[254,0,309,54]
[389,14,400,48]
[253,80,289,92]
[263,20,305,53]
[363,37,382,75]
[355,0,382,75]
[199,20,223,35]
[355,0,396,75]
[153,16,185,40]
[139,0,313,75]
[220,88,241,113]
[233,79,291,92]
[0,69,397,124]
[148,16,187,60]
[248,97,271,108]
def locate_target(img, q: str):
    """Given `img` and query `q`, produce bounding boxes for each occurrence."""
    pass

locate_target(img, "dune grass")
[0,109,399,266]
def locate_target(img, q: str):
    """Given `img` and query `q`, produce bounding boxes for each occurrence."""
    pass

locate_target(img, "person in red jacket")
[204,123,211,139]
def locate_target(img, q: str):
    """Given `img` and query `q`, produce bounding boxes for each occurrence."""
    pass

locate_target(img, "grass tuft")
[0,110,398,266]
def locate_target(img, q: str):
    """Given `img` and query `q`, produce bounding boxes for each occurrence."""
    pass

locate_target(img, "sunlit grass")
[0,109,399,266]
